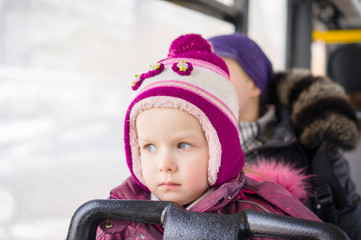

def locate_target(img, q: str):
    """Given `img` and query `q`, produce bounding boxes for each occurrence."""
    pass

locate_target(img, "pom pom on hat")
[168,33,213,57]
[168,34,229,75]
[124,33,244,192]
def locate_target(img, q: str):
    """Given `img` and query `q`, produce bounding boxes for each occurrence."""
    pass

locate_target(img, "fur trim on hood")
[244,160,312,202]
[265,68,360,151]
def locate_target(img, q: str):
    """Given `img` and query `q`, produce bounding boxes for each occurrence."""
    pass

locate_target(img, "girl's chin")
[158,196,188,206]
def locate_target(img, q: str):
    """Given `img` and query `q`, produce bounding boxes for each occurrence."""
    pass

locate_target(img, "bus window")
[0,1,233,239]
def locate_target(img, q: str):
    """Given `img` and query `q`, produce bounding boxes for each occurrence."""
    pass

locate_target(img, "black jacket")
[246,69,361,240]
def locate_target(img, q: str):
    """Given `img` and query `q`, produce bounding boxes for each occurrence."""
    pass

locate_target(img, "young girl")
[96,34,321,239]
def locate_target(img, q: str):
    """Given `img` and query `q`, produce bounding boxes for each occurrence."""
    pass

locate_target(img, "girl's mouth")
[159,182,180,190]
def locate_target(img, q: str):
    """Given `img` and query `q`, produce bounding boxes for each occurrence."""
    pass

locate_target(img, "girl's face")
[136,108,209,206]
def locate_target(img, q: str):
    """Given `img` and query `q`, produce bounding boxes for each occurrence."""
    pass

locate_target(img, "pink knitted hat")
[124,34,244,191]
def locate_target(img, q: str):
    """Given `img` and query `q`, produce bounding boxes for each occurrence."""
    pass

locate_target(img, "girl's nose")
[158,150,177,172]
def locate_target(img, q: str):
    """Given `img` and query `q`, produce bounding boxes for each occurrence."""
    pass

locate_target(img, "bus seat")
[327,44,361,92]
[327,44,361,115]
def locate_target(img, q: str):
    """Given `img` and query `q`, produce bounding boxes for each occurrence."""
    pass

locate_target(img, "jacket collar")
[187,173,246,213]
[265,105,296,145]
[110,177,150,200]
[255,104,297,150]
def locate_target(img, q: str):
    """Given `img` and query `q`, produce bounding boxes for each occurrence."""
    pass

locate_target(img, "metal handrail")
[66,199,350,240]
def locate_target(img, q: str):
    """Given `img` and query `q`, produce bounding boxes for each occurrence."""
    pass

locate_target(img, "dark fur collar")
[264,69,360,151]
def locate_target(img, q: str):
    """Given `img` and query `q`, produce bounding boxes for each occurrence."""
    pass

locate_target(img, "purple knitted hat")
[124,33,244,191]
[208,33,274,97]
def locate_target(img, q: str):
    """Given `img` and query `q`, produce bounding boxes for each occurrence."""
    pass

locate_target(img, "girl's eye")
[178,142,191,150]
[145,144,156,152]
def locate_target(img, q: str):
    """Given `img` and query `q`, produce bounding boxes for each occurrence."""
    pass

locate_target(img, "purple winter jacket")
[96,172,321,240]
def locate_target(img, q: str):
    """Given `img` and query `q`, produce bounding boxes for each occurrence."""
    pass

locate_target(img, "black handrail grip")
[66,199,171,240]
[66,199,350,240]
[162,203,241,239]
[241,209,350,240]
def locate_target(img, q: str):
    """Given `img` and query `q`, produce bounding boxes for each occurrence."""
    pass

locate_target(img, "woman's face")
[223,57,261,121]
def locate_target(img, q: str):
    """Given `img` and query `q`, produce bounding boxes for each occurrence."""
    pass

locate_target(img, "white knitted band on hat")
[136,58,239,127]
